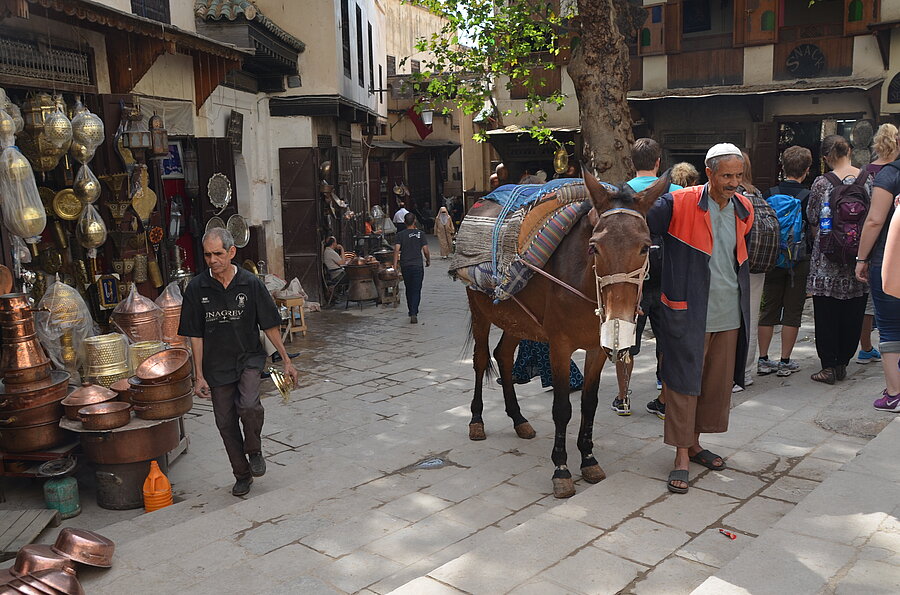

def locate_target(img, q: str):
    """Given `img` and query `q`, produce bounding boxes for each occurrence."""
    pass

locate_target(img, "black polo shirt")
[178,265,281,387]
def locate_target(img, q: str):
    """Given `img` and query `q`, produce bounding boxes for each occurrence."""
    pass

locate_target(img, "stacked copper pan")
[0,293,71,453]
[155,286,188,349]
[83,334,129,387]
[126,348,194,421]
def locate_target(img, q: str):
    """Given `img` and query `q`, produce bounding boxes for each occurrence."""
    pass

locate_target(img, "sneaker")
[646,397,665,420]
[873,390,900,412]
[777,360,800,377]
[732,383,744,393]
[611,397,632,416]
[232,477,253,496]
[744,373,754,386]
[757,357,778,375]
[858,348,882,364]
[410,315,418,324]
[249,453,266,477]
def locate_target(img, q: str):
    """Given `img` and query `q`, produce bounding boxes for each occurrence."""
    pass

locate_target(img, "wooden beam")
[107,31,167,94]
[193,53,239,114]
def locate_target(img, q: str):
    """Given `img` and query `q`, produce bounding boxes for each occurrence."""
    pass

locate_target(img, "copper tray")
[51,528,114,568]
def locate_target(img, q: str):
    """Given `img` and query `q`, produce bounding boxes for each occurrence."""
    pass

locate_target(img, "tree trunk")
[568,0,642,184]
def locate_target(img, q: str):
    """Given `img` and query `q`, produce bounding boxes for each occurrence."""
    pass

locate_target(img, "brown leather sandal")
[811,367,836,385]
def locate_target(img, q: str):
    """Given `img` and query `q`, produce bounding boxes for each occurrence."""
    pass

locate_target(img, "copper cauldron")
[61,382,117,421]
[51,528,114,568]
[126,375,192,402]
[0,293,34,322]
[0,419,70,452]
[134,349,191,385]
[79,418,179,464]
[0,371,69,411]
[11,545,75,578]
[0,396,64,427]
[131,392,193,420]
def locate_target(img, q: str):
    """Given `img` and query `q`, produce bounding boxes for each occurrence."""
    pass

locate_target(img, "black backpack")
[820,170,870,266]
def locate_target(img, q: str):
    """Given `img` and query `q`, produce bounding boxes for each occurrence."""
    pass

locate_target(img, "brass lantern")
[122,107,151,151]
[148,112,168,158]
[0,147,47,246]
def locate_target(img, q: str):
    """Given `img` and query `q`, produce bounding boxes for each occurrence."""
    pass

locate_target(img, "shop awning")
[270,95,378,123]
[404,139,461,148]
[23,0,251,111]
[628,77,884,101]
[371,140,409,149]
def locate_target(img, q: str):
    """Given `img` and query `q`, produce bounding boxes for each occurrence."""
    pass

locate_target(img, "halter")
[591,208,650,326]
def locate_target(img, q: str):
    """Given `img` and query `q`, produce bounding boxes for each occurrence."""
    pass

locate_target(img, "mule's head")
[583,169,671,360]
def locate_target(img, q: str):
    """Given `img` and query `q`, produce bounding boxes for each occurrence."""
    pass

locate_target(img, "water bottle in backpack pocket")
[819,172,870,265]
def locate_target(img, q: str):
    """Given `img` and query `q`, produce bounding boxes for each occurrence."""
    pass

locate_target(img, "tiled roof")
[195,0,305,52]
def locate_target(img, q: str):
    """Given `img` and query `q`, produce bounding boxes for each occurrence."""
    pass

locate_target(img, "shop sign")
[226,110,243,152]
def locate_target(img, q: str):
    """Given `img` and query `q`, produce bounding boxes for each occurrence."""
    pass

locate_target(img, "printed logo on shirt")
[206,309,243,322]
[201,297,209,304]
[236,293,248,309]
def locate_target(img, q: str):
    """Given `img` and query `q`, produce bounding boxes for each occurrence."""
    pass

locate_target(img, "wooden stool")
[275,297,307,342]
[379,279,400,308]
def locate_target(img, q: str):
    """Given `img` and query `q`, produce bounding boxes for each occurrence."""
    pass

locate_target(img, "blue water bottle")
[820,201,832,234]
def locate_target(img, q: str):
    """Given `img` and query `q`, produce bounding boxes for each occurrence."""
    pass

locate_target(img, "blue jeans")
[870,264,900,353]
[401,265,424,316]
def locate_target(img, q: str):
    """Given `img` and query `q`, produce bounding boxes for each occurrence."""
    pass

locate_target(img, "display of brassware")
[207,172,232,213]
[133,254,148,283]
[73,163,101,204]
[52,188,83,221]
[129,340,165,371]
[0,108,14,147]
[84,333,128,369]
[70,100,104,164]
[0,146,47,245]
[17,93,68,171]
[111,284,162,342]
[76,204,107,250]
[227,214,249,248]
[42,105,72,150]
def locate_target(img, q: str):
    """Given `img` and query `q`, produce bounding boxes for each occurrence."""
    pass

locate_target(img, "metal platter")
[52,188,83,221]
[204,216,225,234]
[207,173,232,211]
[242,259,258,275]
[226,214,249,248]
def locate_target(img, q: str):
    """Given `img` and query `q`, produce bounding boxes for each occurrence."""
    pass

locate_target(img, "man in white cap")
[647,143,754,494]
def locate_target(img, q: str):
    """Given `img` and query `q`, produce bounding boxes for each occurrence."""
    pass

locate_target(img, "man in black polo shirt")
[394,212,430,323]
[179,228,298,496]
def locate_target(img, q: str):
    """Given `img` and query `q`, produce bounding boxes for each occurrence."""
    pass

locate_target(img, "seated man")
[323,236,346,282]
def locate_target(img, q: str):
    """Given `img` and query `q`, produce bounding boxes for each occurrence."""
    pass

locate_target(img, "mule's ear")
[634,169,672,215]
[583,165,612,213]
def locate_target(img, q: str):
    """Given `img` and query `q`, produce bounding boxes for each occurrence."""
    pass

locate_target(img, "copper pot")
[0,420,70,452]
[134,349,191,385]
[0,371,70,411]
[126,375,192,402]
[11,545,75,578]
[2,317,38,339]
[109,378,131,405]
[2,362,52,386]
[79,418,179,464]
[0,293,34,320]
[132,392,193,420]
[28,570,82,595]
[60,382,117,421]
[0,397,64,427]
[51,528,114,568]
[78,402,132,431]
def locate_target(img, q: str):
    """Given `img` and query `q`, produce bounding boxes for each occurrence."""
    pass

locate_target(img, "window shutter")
[844,0,879,36]
[664,0,681,54]
[638,3,666,56]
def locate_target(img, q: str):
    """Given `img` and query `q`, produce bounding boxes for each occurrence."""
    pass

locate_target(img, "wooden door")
[194,137,244,271]
[752,123,779,192]
[279,148,322,303]
[735,0,778,46]
[638,3,666,56]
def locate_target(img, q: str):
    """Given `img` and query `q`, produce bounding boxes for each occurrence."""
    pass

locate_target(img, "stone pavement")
[1,237,896,594]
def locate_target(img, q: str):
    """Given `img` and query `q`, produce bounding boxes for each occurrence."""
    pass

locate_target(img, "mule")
[464,172,671,498]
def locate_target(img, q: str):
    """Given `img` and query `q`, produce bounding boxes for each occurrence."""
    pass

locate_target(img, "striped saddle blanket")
[450,178,600,301]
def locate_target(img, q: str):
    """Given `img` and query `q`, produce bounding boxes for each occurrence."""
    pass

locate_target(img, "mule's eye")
[588,244,597,255]
[640,245,650,255]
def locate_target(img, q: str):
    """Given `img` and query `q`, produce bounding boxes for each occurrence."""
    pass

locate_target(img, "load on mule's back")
[450,172,672,498]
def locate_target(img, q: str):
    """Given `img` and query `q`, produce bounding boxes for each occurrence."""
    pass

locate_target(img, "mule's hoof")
[514,421,536,439]
[552,477,576,498]
[469,422,486,441]
[581,464,606,484]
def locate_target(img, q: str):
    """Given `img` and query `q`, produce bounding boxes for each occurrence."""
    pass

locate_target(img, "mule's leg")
[494,332,535,439]
[468,306,492,441]
[548,344,576,498]
[578,349,607,484]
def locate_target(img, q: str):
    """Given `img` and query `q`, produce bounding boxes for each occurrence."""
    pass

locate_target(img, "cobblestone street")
[3,238,897,594]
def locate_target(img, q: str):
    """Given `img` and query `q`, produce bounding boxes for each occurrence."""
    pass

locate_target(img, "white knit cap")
[705,143,743,165]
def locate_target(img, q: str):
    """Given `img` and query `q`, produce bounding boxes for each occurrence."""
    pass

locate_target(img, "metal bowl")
[11,545,75,578]
[134,348,191,385]
[28,569,83,595]
[51,528,114,568]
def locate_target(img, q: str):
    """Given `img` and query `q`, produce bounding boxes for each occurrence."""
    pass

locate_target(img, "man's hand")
[195,376,211,399]
[283,360,299,385]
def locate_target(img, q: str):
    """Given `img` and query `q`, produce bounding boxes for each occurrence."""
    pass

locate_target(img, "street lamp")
[420,108,434,126]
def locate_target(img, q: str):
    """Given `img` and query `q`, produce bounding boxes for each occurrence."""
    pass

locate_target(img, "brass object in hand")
[267,366,294,403]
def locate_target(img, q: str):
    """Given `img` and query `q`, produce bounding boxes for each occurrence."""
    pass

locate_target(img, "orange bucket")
[142,461,173,512]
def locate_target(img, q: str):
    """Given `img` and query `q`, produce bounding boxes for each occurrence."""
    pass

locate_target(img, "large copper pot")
[2,361,52,386]
[0,396,64,427]
[0,419,70,452]
[155,289,185,346]
[134,348,191,385]
[79,419,179,464]
[2,317,39,339]
[11,545,75,578]
[0,337,51,384]
[60,382,117,421]
[126,375,192,402]
[0,293,34,321]
[131,392,193,420]
[0,371,69,411]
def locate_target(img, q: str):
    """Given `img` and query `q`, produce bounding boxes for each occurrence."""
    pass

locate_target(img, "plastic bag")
[111,283,163,343]
[263,274,287,295]
[382,217,397,234]
[34,276,97,383]
[155,281,188,347]
[274,278,307,300]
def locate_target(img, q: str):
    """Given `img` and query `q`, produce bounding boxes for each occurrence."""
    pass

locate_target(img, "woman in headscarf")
[435,206,455,258]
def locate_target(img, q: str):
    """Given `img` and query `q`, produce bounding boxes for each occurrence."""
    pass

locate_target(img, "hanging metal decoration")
[17,93,67,172]
[0,145,47,252]
[207,173,232,215]
[148,112,168,158]
[226,214,249,248]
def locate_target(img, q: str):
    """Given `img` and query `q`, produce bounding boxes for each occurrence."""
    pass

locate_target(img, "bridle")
[591,208,649,330]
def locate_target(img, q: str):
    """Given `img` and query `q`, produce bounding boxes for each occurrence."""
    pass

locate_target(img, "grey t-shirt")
[706,198,741,332]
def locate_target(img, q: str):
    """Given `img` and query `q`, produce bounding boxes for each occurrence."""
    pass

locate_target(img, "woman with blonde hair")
[855,123,900,410]
[670,162,699,187]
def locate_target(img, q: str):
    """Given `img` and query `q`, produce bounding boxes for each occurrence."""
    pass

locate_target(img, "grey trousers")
[209,368,264,480]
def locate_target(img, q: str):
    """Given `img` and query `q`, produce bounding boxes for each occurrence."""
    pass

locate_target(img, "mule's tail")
[461,311,496,382]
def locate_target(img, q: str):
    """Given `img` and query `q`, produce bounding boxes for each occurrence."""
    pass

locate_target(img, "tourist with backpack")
[854,123,900,412]
[734,150,779,393]
[758,146,812,378]
[807,135,870,385]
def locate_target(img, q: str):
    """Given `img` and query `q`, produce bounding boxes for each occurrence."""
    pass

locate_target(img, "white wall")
[169,0,196,32]
[764,92,873,122]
